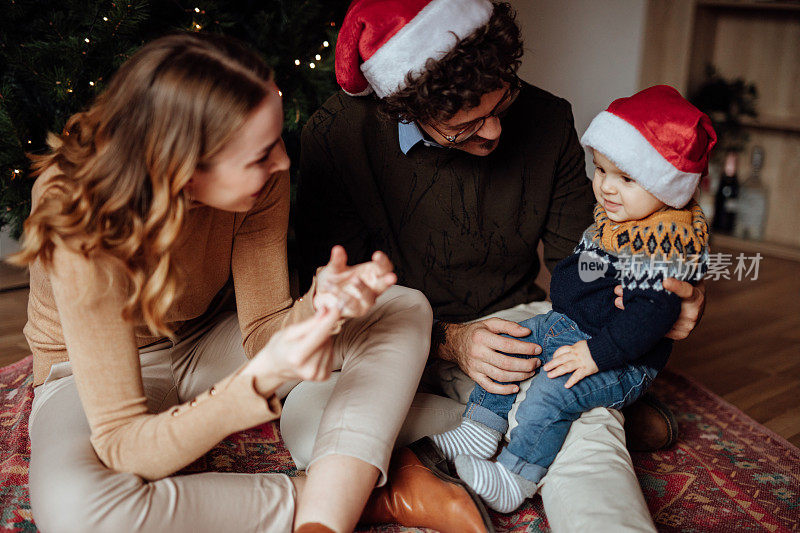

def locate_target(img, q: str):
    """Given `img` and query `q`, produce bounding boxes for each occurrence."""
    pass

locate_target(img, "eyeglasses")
[427,77,521,145]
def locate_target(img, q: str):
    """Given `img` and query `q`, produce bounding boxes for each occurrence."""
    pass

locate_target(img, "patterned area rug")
[2,355,799,532]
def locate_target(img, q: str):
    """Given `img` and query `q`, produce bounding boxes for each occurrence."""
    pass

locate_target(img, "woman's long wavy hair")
[9,32,274,338]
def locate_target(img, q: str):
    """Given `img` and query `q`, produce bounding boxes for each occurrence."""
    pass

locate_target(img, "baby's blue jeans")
[463,310,659,483]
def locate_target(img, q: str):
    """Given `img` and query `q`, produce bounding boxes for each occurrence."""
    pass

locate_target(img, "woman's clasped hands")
[244,245,397,395]
[313,245,397,318]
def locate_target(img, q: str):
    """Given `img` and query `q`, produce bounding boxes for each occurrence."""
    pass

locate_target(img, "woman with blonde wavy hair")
[11,32,434,532]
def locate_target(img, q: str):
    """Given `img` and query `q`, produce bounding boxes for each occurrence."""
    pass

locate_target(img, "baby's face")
[591,149,666,223]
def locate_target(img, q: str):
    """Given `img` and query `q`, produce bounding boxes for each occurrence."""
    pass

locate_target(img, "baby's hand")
[543,340,599,388]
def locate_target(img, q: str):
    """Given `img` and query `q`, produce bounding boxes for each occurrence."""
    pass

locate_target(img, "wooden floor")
[0,261,32,368]
[2,247,799,447]
[666,244,800,448]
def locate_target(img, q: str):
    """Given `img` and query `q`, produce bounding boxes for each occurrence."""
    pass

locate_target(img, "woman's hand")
[313,245,397,318]
[242,305,342,396]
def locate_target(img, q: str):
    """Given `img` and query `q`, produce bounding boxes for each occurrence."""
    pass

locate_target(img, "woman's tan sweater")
[23,168,316,480]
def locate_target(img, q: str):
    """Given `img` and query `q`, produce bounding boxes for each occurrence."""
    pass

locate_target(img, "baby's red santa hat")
[581,85,718,209]
[335,0,494,98]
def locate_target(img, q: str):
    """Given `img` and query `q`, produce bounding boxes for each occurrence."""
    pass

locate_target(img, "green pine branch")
[0,0,350,239]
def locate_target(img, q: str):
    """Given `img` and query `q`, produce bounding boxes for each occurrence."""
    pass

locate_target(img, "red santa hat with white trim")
[335,0,494,98]
[580,85,718,209]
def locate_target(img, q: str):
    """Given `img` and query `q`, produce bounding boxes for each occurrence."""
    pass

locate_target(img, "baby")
[431,85,716,512]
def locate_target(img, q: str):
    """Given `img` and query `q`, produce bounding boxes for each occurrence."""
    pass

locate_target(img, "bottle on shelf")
[734,146,768,241]
[713,151,740,234]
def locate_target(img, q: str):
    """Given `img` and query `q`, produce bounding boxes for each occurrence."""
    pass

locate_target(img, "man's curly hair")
[380,2,523,124]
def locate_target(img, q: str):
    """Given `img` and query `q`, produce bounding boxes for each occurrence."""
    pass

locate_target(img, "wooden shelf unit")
[640,0,800,250]
[741,115,800,135]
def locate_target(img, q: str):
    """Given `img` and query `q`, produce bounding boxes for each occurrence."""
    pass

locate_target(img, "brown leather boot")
[622,392,678,452]
[360,438,495,533]
[294,523,335,533]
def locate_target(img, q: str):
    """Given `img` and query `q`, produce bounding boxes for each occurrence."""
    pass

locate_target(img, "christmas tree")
[0,0,349,239]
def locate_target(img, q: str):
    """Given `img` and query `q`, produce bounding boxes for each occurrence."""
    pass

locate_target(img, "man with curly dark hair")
[287,1,706,531]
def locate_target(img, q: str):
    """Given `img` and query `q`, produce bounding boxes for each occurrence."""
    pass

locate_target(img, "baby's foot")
[454,455,538,513]
[431,418,502,462]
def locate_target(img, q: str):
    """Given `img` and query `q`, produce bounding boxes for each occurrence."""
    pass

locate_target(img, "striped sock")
[454,455,539,513]
[431,418,502,462]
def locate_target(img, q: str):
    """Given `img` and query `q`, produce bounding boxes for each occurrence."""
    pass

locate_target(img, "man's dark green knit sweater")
[296,83,595,323]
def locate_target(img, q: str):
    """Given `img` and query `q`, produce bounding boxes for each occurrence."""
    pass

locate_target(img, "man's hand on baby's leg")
[543,340,598,388]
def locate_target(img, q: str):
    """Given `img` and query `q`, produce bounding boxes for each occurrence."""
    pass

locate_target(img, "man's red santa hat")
[581,85,717,209]
[335,0,494,98]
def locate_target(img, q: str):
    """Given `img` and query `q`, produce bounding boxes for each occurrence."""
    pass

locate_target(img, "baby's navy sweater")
[549,200,709,372]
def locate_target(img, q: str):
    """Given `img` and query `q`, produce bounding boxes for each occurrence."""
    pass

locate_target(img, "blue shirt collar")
[398,121,443,155]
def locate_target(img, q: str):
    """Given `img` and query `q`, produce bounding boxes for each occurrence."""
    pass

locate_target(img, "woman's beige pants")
[281,300,658,533]
[27,285,432,533]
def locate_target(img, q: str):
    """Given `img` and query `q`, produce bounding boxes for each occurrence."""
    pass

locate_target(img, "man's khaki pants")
[27,285,432,533]
[281,300,658,533]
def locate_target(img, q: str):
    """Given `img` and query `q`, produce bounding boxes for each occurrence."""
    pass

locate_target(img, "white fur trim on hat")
[580,111,701,208]
[360,0,493,98]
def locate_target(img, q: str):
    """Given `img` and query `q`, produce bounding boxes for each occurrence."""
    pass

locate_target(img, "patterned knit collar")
[584,199,708,259]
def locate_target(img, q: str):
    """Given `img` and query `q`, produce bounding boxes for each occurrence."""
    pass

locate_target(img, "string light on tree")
[1,1,350,240]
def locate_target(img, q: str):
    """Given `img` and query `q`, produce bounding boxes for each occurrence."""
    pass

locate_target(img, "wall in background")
[510,0,647,172]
